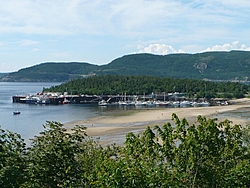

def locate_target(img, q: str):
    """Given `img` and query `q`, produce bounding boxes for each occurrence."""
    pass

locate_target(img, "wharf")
[12,93,173,105]
[13,92,222,105]
[12,95,101,105]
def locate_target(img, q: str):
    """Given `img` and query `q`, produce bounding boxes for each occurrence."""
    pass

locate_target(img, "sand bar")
[64,98,250,145]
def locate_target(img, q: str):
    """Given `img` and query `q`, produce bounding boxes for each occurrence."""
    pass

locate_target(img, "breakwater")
[12,95,101,105]
[12,92,227,106]
[12,92,174,105]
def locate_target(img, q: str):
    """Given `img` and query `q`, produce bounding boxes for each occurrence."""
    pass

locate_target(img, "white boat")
[98,100,108,106]
[126,101,136,106]
[98,100,118,106]
[201,101,210,107]
[191,101,202,107]
[135,100,145,106]
[171,101,180,107]
[153,100,161,106]
[36,98,50,104]
[158,101,170,107]
[180,100,191,108]
[13,111,21,115]
[62,98,70,104]
[145,101,156,107]
[20,96,40,104]
[118,101,127,105]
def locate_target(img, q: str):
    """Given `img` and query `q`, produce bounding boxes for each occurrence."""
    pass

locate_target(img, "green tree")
[23,121,88,187]
[1,114,250,187]
[153,114,249,187]
[0,127,27,188]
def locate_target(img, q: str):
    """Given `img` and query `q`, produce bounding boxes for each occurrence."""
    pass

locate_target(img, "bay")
[0,82,101,142]
[2,82,248,144]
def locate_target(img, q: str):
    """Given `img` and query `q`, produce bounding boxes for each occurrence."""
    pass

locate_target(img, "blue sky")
[1,0,250,72]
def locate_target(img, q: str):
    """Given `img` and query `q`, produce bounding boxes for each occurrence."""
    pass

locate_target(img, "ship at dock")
[12,92,101,105]
[12,91,226,107]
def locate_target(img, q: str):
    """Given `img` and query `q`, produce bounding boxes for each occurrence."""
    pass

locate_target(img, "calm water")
[1,82,249,143]
[0,82,101,141]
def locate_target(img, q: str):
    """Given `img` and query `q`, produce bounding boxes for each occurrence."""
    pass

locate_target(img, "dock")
[12,92,223,106]
[12,92,175,105]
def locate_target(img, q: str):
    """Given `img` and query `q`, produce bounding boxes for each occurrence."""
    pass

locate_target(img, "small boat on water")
[98,100,108,106]
[13,111,21,115]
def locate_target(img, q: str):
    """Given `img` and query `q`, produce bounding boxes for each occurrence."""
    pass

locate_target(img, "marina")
[0,81,247,146]
[0,82,99,142]
[12,91,218,107]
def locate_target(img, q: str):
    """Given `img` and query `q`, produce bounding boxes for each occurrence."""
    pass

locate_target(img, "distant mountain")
[0,73,8,78]
[1,51,250,82]
[0,62,99,82]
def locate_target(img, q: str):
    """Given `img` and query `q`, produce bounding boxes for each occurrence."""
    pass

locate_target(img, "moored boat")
[36,98,50,104]
[201,101,210,107]
[13,111,21,115]
[158,101,170,107]
[180,100,191,108]
[98,100,108,106]
[191,101,202,107]
[171,101,180,107]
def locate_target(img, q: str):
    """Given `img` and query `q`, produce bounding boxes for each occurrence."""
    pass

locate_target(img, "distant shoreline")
[64,98,250,146]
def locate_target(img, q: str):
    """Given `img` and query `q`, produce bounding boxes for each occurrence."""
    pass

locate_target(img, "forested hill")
[1,50,250,82]
[101,51,250,81]
[0,62,99,82]
[0,73,7,78]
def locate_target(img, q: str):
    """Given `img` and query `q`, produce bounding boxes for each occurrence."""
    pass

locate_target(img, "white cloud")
[219,0,250,7]
[204,41,250,52]
[1,0,250,72]
[138,41,250,55]
[0,63,17,72]
[138,44,184,55]
[0,0,249,38]
[50,52,71,59]
[19,39,39,46]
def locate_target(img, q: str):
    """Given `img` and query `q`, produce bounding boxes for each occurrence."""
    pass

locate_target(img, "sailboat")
[202,83,210,107]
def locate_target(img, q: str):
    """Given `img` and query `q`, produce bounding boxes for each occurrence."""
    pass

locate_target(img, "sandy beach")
[64,98,250,145]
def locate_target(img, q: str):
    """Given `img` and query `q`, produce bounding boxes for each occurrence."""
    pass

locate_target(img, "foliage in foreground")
[1,114,250,187]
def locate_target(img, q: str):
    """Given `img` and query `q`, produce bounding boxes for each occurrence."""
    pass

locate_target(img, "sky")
[1,0,250,72]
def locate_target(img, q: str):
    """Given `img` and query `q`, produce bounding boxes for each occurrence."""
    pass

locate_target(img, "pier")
[12,92,175,105]
[12,94,101,105]
[12,92,225,106]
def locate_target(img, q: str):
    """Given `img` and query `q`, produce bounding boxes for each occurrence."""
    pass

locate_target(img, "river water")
[0,82,163,143]
[0,82,102,141]
[1,82,249,143]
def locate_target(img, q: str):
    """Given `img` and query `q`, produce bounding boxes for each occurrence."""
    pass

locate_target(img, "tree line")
[1,114,250,187]
[44,75,248,99]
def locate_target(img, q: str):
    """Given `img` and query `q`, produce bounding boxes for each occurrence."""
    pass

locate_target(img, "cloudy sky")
[1,0,250,72]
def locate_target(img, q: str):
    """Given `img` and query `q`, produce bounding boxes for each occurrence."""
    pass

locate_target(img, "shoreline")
[64,98,250,145]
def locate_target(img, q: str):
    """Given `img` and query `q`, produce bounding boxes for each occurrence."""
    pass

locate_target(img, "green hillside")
[1,51,250,82]
[0,73,7,78]
[0,62,99,82]
[99,51,250,80]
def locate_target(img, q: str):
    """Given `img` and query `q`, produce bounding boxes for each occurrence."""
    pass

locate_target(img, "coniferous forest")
[44,75,248,99]
[1,115,250,187]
